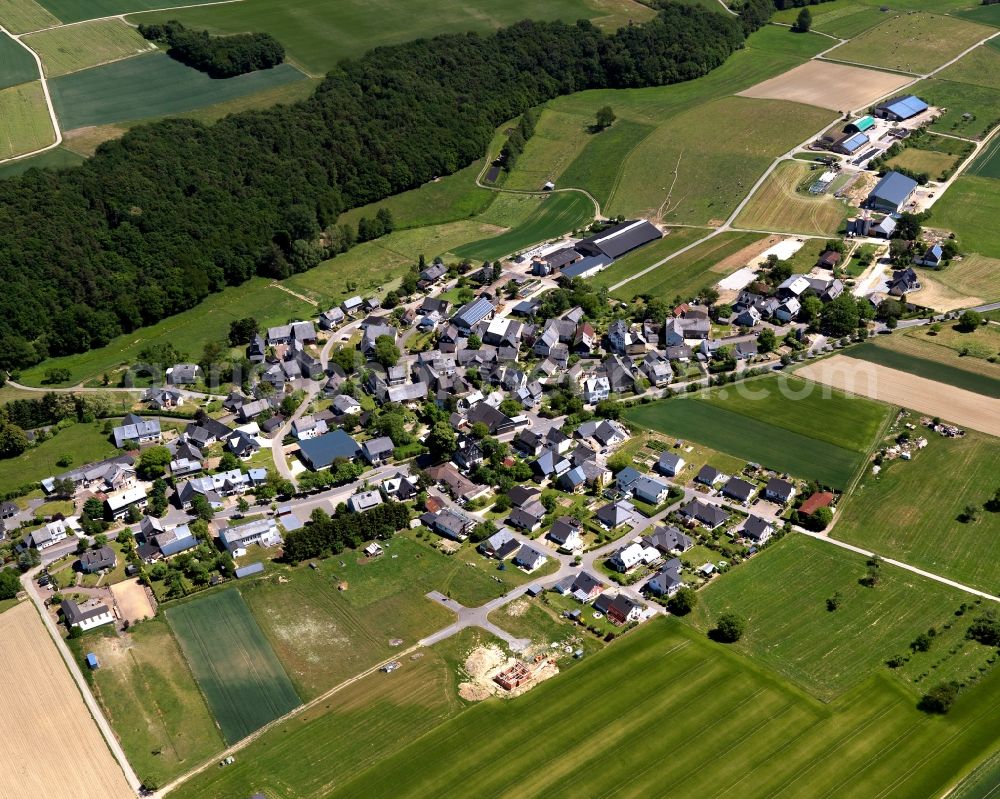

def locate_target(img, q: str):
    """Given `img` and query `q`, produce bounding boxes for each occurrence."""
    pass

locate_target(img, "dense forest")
[0,1,765,372]
[138,21,285,78]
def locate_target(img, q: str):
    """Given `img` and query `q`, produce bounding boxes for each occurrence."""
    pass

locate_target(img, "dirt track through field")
[0,602,133,799]
[737,60,912,111]
[797,355,1000,437]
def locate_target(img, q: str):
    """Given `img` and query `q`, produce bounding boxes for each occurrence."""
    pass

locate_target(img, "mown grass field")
[689,535,991,699]
[937,40,1000,91]
[553,118,655,208]
[967,133,1000,179]
[324,621,1000,799]
[0,80,54,158]
[18,279,314,387]
[0,0,58,33]
[609,231,765,301]
[812,6,898,38]
[915,252,1000,307]
[625,377,887,488]
[37,0,221,21]
[0,31,39,89]
[452,191,594,261]
[916,78,1000,140]
[589,226,709,290]
[886,146,961,179]
[833,428,1000,595]
[23,18,151,77]
[166,589,301,744]
[826,12,991,74]
[927,175,1000,258]
[734,159,849,236]
[129,0,652,76]
[0,143,81,177]
[0,421,120,494]
[83,618,223,787]
[49,52,308,130]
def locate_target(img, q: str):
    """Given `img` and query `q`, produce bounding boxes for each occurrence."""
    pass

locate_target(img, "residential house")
[452,297,495,334]
[548,516,583,552]
[79,546,116,574]
[465,402,515,435]
[362,436,395,465]
[513,544,547,572]
[426,463,490,504]
[137,522,196,561]
[225,429,260,460]
[105,486,147,520]
[632,476,670,505]
[596,500,635,530]
[246,334,267,363]
[25,519,70,550]
[348,490,384,513]
[582,376,610,404]
[695,465,724,487]
[557,466,587,493]
[558,571,604,603]
[421,507,475,541]
[168,363,201,386]
[381,472,419,502]
[657,451,686,478]
[112,414,162,449]
[319,307,345,330]
[479,528,519,560]
[888,267,920,297]
[608,319,645,356]
[646,558,683,597]
[679,499,729,530]
[508,500,546,533]
[606,593,644,625]
[267,321,316,345]
[740,515,774,544]
[916,244,944,268]
[764,477,795,505]
[219,518,282,553]
[297,430,361,471]
[332,394,363,417]
[61,599,113,632]
[292,415,329,441]
[593,420,628,450]
[641,353,671,387]
[610,541,656,572]
[508,485,540,508]
[615,466,642,494]
[643,525,693,555]
[775,297,801,323]
[143,387,183,411]
[340,296,363,316]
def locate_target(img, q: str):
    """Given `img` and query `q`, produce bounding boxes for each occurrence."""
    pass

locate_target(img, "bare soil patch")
[457,644,559,701]
[110,577,154,624]
[738,61,912,112]
[0,603,133,798]
[710,234,783,274]
[797,355,1000,436]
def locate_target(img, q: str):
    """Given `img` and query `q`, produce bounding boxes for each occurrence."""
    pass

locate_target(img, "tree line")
[138,20,285,78]
[0,2,760,373]
[282,502,411,562]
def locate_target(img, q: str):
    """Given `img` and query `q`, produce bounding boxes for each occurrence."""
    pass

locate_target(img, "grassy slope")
[930,175,1000,258]
[0,421,121,494]
[0,0,58,33]
[734,159,849,236]
[49,52,308,130]
[0,31,39,89]
[23,18,151,77]
[128,0,649,77]
[832,429,1000,595]
[0,80,55,158]
[689,535,990,699]
[325,621,1000,799]
[83,617,223,787]
[166,589,301,744]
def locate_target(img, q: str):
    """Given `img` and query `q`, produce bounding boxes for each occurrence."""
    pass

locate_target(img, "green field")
[129,0,653,77]
[23,18,151,77]
[589,226,710,290]
[0,144,82,178]
[886,146,961,179]
[915,78,1000,140]
[166,589,301,744]
[0,80,55,158]
[0,421,121,494]
[845,340,1000,399]
[18,278,314,387]
[816,6,899,39]
[0,0,58,33]
[826,12,991,74]
[956,2,1000,27]
[324,621,1000,799]
[0,31,39,89]
[609,231,765,302]
[690,535,991,700]
[734,159,849,236]
[833,428,1000,595]
[82,618,223,787]
[937,40,1000,91]
[49,51,309,130]
[451,191,594,261]
[967,133,1000,179]
[624,378,888,488]
[929,175,1000,258]
[37,0,227,21]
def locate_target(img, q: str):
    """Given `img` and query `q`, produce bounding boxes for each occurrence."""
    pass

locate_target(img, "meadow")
[914,253,1000,308]
[734,159,849,236]
[956,2,1000,27]
[129,0,651,77]
[588,226,710,290]
[451,191,594,261]
[23,18,151,77]
[936,39,1000,91]
[0,420,121,494]
[166,589,301,744]
[0,80,54,158]
[832,428,1000,595]
[825,12,990,74]
[624,379,887,488]
[0,0,58,33]
[0,31,39,89]
[37,0,221,22]
[0,144,81,177]
[689,535,992,700]
[916,78,1000,140]
[609,231,766,301]
[82,618,223,787]
[928,175,1000,258]
[18,279,314,387]
[886,147,961,179]
[325,621,1000,799]
[49,52,308,130]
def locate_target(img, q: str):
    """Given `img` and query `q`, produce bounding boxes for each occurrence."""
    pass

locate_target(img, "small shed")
[234,562,264,579]
[525,584,543,597]
[86,653,99,670]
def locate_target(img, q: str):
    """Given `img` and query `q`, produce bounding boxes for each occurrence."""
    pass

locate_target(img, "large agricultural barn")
[867,171,919,214]
[874,94,929,122]
[575,220,662,260]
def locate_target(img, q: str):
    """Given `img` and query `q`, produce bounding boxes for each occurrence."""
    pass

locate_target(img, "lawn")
[0,421,119,494]
[825,12,991,75]
[886,147,961,180]
[0,144,82,178]
[0,31,39,89]
[325,621,1000,799]
[624,380,887,489]
[689,534,990,700]
[605,96,836,224]
[128,0,652,77]
[282,220,500,306]
[936,40,1000,91]
[167,628,487,799]
[609,231,766,302]
[82,618,223,787]
[49,51,309,130]
[0,81,55,159]
[451,192,595,261]
[589,226,710,290]
[832,428,1000,595]
[926,175,1000,258]
[734,159,849,236]
[967,133,1000,179]
[915,78,1000,140]
[19,278,314,387]
[166,589,301,744]
[0,0,58,33]
[23,18,151,77]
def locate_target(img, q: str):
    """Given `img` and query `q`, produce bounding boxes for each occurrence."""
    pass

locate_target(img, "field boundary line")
[0,25,62,165]
[17,0,247,37]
